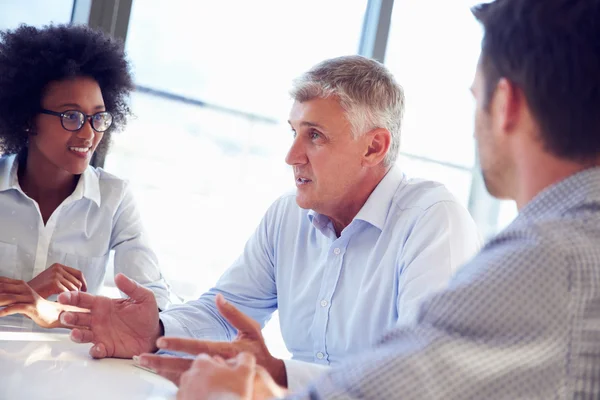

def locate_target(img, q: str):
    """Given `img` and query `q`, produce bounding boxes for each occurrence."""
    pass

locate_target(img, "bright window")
[0,0,73,30]
[385,0,484,206]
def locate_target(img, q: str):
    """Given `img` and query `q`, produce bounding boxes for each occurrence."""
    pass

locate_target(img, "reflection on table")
[0,315,177,400]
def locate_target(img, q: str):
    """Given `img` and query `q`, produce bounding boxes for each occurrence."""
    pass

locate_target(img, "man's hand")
[57,273,162,359]
[0,277,88,329]
[177,352,286,400]
[28,263,88,299]
[140,294,288,387]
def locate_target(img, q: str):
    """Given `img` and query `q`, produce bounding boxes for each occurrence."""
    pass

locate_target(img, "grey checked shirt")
[291,167,600,399]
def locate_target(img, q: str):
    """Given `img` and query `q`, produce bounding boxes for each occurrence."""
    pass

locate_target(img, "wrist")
[28,283,49,299]
[26,280,39,292]
[149,319,165,353]
[269,358,288,388]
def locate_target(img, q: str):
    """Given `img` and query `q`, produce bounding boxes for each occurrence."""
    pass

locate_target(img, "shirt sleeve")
[110,182,171,310]
[395,201,482,326]
[283,359,331,392]
[289,231,570,399]
[159,199,280,341]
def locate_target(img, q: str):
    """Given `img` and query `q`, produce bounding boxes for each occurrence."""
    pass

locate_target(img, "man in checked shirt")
[158,0,600,398]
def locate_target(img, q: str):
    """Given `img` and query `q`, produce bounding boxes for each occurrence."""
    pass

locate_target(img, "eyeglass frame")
[39,109,114,132]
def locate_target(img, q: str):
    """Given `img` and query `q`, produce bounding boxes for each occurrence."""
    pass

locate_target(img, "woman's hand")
[27,263,87,299]
[0,277,88,329]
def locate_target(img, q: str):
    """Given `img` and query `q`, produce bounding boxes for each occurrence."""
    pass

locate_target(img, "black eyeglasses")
[40,109,113,132]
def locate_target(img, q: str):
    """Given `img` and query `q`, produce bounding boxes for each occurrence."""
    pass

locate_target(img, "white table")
[0,316,177,400]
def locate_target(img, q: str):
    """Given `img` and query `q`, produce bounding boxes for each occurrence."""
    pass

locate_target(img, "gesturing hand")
[176,352,286,400]
[28,263,87,299]
[139,294,288,387]
[58,273,162,359]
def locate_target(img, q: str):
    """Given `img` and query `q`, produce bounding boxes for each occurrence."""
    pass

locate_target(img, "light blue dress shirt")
[160,167,481,388]
[294,168,600,399]
[0,154,170,324]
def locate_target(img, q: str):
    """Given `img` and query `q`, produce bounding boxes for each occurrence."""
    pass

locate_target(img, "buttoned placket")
[310,221,363,364]
[25,193,78,280]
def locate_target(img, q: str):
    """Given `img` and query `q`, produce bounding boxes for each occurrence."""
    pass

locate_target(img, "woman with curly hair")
[0,24,170,329]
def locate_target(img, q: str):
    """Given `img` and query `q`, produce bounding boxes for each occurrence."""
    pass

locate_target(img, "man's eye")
[310,130,320,140]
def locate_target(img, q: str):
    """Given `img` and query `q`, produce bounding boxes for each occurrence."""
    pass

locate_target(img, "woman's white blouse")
[0,154,170,312]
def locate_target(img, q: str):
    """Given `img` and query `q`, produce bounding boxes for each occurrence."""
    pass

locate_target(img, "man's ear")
[493,77,522,135]
[363,128,392,167]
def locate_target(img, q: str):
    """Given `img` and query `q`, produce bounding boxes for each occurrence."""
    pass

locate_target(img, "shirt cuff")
[159,312,190,338]
[284,359,331,392]
[154,296,170,312]
[139,282,171,311]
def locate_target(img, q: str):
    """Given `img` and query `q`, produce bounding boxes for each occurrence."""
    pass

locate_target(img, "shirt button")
[320,300,328,307]
[333,248,341,255]
[316,352,324,359]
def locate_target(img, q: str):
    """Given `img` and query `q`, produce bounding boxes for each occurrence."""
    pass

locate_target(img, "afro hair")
[0,24,134,155]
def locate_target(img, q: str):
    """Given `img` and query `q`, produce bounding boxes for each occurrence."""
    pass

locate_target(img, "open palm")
[58,273,162,359]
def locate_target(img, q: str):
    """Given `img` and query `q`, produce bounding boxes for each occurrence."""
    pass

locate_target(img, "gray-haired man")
[59,55,481,391]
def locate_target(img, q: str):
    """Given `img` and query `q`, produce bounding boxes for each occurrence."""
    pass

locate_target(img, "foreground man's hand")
[177,352,286,400]
[58,273,162,359]
[140,294,288,387]
[0,277,88,328]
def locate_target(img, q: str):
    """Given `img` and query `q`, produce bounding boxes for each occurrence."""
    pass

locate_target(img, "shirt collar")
[307,210,330,231]
[79,166,102,207]
[354,166,405,230]
[519,167,600,221]
[307,166,405,231]
[0,154,18,192]
[0,154,101,207]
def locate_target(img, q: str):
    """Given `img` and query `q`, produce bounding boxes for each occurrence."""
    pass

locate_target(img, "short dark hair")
[0,24,134,155]
[472,0,600,162]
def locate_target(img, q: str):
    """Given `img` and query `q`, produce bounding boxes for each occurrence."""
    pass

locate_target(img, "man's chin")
[482,174,505,200]
[294,194,314,210]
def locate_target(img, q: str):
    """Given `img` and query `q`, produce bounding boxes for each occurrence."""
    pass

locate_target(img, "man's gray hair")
[290,55,405,167]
